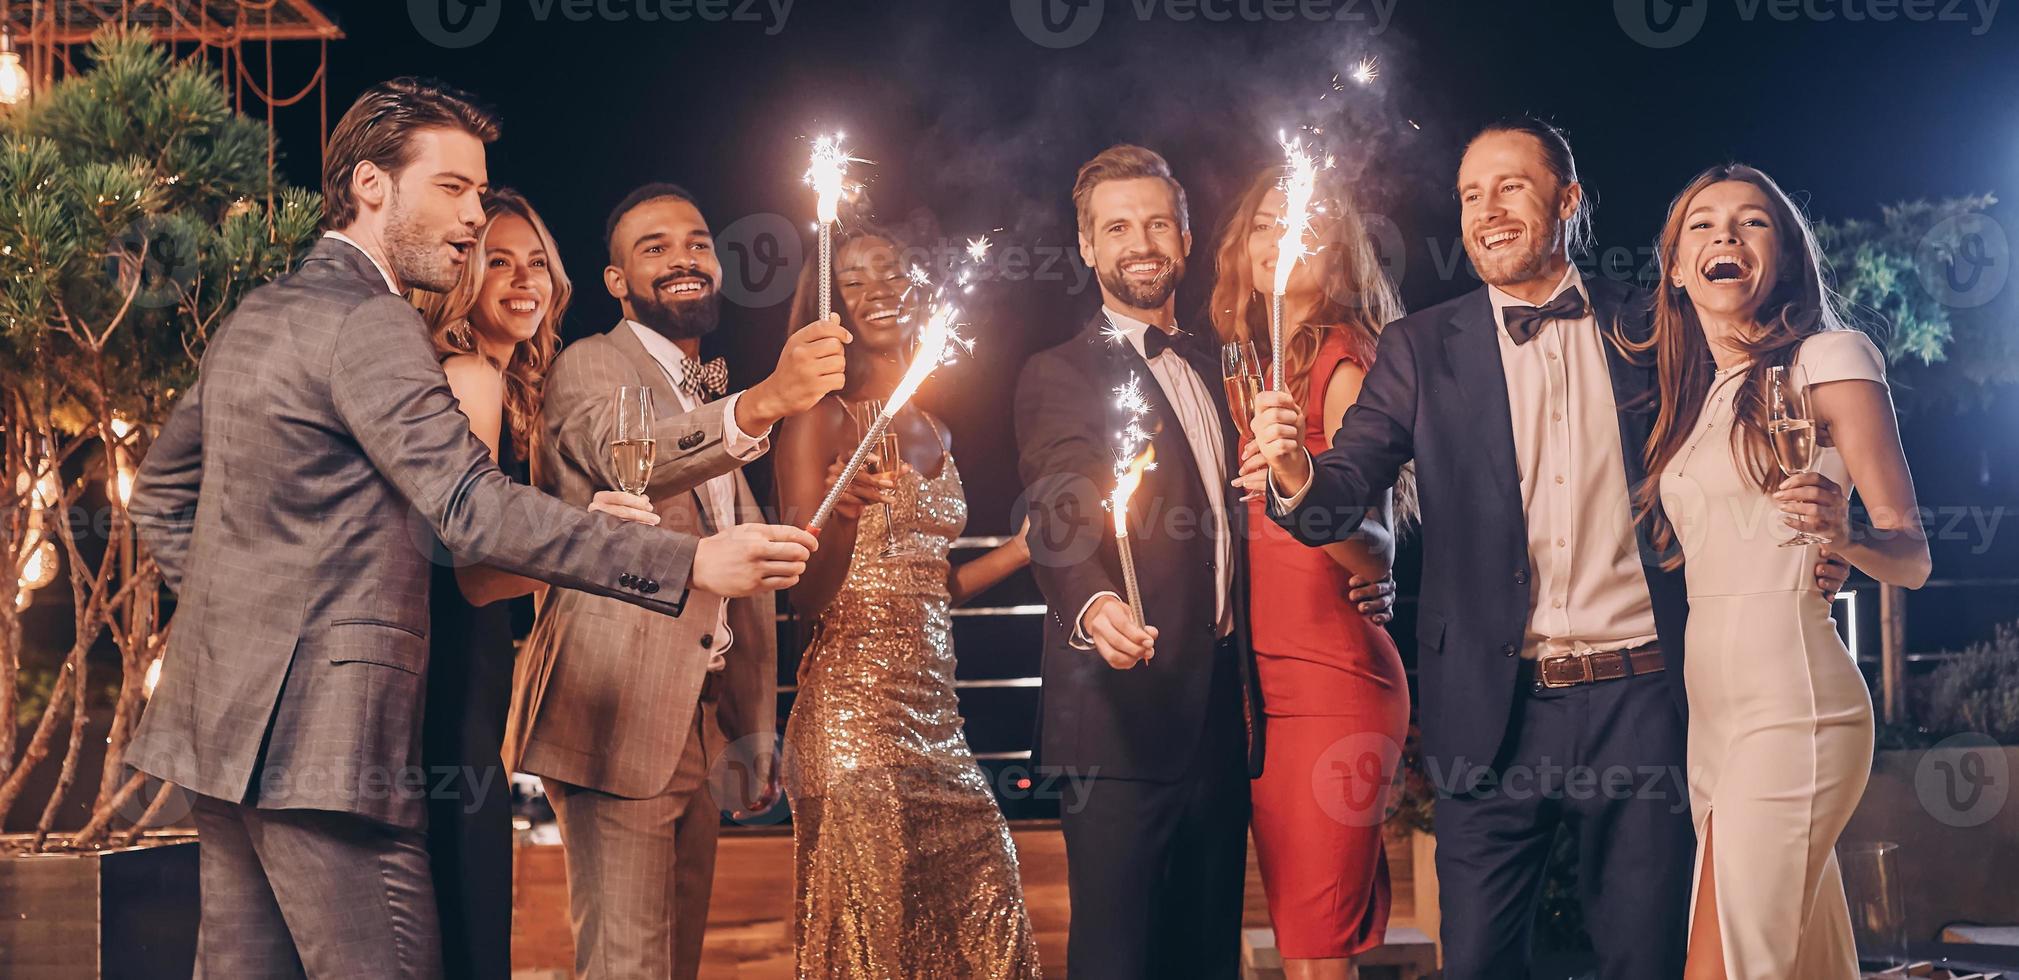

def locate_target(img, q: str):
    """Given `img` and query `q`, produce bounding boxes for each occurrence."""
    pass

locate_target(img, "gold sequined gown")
[784,455,1043,979]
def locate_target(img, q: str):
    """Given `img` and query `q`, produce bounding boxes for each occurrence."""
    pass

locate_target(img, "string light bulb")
[0,27,28,107]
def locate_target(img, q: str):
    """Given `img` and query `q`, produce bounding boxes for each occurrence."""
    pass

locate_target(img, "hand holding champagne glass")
[1768,364,1828,548]
[1221,340,1264,442]
[611,385,656,495]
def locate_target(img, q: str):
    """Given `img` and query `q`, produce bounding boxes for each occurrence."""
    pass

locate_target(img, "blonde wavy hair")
[413,188,571,466]
[1209,165,1418,528]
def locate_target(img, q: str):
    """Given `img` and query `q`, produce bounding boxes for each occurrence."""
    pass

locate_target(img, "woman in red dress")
[1211,167,1417,980]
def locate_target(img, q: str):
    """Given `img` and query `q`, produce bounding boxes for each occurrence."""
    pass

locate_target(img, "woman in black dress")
[414,189,658,977]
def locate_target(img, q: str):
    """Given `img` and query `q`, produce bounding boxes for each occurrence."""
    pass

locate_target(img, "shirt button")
[1557,538,1567,548]
[1555,475,1566,485]
[1502,643,1518,657]
[1552,412,1562,421]
[1552,598,1564,609]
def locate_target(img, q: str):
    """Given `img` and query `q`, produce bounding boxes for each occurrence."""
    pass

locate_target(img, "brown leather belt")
[1534,643,1664,689]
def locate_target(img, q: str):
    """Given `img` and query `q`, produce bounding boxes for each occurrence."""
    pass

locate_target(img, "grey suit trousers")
[544,702,721,980]
[191,793,441,978]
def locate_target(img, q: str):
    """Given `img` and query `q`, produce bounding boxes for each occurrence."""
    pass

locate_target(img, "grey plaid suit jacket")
[505,322,777,801]
[126,237,701,830]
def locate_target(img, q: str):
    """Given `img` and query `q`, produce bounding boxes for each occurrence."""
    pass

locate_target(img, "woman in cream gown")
[1637,165,1931,980]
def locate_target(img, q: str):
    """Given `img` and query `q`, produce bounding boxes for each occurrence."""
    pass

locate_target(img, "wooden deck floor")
[511,820,1438,978]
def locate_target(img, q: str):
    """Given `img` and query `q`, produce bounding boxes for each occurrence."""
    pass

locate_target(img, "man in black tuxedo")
[1251,118,1849,979]
[1011,144,1255,979]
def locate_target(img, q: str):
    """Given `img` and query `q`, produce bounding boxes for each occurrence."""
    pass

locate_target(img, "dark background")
[22,1,2015,821]
[294,0,2019,779]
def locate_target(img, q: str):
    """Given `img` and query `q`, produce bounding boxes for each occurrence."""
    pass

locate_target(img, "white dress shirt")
[323,231,399,294]
[627,321,772,671]
[1487,268,1658,659]
[1073,308,1233,642]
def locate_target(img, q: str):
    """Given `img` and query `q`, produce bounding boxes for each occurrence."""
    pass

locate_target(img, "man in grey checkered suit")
[124,79,820,979]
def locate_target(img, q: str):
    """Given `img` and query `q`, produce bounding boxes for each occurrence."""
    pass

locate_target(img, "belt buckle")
[1537,646,1595,689]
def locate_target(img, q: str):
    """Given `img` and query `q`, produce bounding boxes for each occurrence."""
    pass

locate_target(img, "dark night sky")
[280,0,2017,644]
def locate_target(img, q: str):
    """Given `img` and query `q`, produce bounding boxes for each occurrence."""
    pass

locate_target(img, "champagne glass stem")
[809,412,889,532]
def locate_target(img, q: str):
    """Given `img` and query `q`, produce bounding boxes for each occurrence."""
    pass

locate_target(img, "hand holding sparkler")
[736,315,852,435]
[1247,388,1313,500]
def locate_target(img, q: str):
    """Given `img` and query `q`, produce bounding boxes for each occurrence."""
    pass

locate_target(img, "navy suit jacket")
[1015,314,1264,782]
[1272,276,1689,785]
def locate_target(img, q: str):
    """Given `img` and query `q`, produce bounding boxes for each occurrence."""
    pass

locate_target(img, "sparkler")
[1270,135,1320,391]
[1109,372,1156,627]
[804,133,852,322]
[805,258,978,532]
[1350,56,1379,85]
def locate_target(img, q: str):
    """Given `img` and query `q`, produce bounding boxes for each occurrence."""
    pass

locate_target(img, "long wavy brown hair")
[1629,164,1852,566]
[413,188,571,468]
[1208,165,1418,528]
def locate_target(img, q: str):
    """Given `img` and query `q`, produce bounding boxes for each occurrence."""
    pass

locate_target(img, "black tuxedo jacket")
[1273,276,1690,781]
[1014,313,1263,782]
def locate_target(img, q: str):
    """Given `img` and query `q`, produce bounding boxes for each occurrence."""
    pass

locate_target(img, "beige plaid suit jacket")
[504,322,777,801]
[125,238,700,830]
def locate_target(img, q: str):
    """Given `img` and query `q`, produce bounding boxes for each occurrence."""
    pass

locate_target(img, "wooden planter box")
[1843,745,2019,943]
[0,832,199,980]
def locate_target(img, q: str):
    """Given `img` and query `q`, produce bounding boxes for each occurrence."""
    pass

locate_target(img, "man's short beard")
[1466,224,1564,290]
[383,186,462,293]
[1097,254,1184,311]
[632,288,721,340]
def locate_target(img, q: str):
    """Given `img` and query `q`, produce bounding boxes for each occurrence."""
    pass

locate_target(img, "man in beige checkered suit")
[124,82,819,979]
[505,183,852,979]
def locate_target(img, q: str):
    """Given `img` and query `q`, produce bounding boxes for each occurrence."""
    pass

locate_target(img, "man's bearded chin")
[383,188,462,293]
[632,287,722,340]
[1097,254,1184,310]
[1467,223,1562,289]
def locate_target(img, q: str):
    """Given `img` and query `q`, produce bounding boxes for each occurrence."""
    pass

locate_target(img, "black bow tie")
[1500,288,1589,345]
[1141,326,1186,360]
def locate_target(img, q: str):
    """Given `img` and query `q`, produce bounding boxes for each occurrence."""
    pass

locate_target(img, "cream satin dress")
[1659,329,1884,979]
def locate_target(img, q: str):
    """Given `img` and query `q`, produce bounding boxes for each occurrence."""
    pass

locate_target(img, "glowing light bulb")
[0,33,29,107]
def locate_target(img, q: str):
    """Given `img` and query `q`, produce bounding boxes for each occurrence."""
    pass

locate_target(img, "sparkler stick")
[1107,372,1156,627]
[1270,136,1319,391]
[805,134,850,322]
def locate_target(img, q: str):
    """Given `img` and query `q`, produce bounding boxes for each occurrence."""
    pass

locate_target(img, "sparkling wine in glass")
[1221,340,1264,441]
[1768,364,1826,548]
[611,385,655,495]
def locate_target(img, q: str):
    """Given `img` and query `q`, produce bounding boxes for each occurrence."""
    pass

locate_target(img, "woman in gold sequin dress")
[775,229,1043,979]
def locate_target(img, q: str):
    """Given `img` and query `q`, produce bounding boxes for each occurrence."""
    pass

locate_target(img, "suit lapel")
[608,322,718,532]
[1589,280,1663,553]
[1440,290,1524,521]
[1088,320,1209,510]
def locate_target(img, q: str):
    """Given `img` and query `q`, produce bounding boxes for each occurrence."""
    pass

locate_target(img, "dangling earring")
[453,320,476,352]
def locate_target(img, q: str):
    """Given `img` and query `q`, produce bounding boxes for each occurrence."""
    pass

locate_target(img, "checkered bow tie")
[678,357,729,402]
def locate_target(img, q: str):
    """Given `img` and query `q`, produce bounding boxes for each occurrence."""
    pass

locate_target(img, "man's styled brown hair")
[1071,144,1190,239]
[321,77,501,230]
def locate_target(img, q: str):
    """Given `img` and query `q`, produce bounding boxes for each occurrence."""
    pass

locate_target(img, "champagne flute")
[1221,340,1265,442]
[846,398,900,557]
[611,386,656,495]
[1768,364,1826,548]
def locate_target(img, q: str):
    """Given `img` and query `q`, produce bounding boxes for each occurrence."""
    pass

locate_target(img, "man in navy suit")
[1250,118,1848,979]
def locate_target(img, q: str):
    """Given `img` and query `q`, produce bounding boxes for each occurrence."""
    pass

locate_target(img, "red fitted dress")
[1247,329,1411,959]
